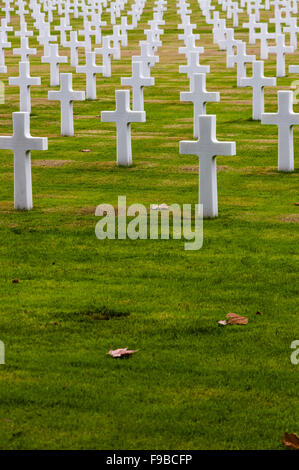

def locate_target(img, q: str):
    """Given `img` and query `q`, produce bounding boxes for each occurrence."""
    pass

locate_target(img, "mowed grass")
[0,0,298,450]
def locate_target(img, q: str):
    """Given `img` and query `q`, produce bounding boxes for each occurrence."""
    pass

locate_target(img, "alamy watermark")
[0,341,5,364]
[95,196,203,250]
[290,340,299,365]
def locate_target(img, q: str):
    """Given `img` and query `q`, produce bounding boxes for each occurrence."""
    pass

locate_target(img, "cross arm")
[26,136,48,152]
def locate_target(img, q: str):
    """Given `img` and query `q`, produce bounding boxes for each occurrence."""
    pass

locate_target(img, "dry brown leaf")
[108,347,138,358]
[282,432,299,450]
[226,313,248,325]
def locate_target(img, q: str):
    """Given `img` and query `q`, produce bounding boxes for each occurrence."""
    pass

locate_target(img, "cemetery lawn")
[0,0,298,451]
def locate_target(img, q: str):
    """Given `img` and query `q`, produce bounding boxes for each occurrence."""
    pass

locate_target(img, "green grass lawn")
[0,0,298,450]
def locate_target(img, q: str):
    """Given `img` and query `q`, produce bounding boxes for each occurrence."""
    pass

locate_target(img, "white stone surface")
[48,73,85,136]
[0,112,47,210]
[101,90,146,166]
[180,115,236,218]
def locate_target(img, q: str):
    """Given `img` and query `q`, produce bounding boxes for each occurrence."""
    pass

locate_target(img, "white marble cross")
[101,90,146,166]
[254,23,276,60]
[179,35,204,61]
[54,17,72,46]
[121,61,154,111]
[94,36,117,77]
[15,20,33,38]
[239,60,276,120]
[0,31,10,73]
[268,34,294,77]
[0,112,47,210]
[41,43,68,87]
[37,23,57,56]
[76,51,104,100]
[48,73,85,136]
[180,73,220,138]
[132,42,159,77]
[180,115,236,218]
[261,90,299,172]
[13,36,36,62]
[242,14,260,44]
[64,31,85,68]
[283,17,299,50]
[179,51,210,86]
[9,61,41,113]
[227,41,255,85]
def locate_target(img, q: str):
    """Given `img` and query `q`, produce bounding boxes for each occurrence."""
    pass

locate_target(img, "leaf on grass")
[218,320,227,326]
[282,432,299,450]
[150,203,169,211]
[226,313,248,325]
[108,347,138,358]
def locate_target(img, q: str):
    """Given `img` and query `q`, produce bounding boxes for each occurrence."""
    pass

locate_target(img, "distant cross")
[179,51,210,87]
[180,115,236,218]
[261,90,299,172]
[101,90,146,166]
[242,14,260,44]
[121,61,154,111]
[94,36,117,77]
[268,34,294,77]
[41,43,68,87]
[14,21,33,38]
[239,60,276,120]
[132,42,159,77]
[76,51,104,100]
[9,61,41,113]
[179,35,204,62]
[180,73,220,138]
[37,23,57,56]
[227,41,255,85]
[0,112,47,210]
[54,17,71,46]
[254,23,276,60]
[13,36,36,62]
[64,31,85,67]
[283,17,299,50]
[0,31,10,73]
[48,73,85,136]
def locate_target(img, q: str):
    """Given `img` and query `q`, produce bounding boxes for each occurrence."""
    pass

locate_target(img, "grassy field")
[0,0,298,450]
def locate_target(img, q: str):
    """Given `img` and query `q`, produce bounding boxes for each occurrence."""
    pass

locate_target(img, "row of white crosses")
[101,0,166,166]
[0,0,151,209]
[199,0,299,173]
[178,0,236,218]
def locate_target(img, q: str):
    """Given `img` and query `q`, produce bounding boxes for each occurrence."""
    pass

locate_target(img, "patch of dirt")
[280,214,299,224]
[76,206,97,215]
[32,160,72,167]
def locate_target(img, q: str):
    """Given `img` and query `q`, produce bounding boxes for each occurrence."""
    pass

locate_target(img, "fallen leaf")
[218,320,227,326]
[150,203,169,211]
[282,432,299,450]
[226,313,248,325]
[108,347,138,358]
[12,279,19,284]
